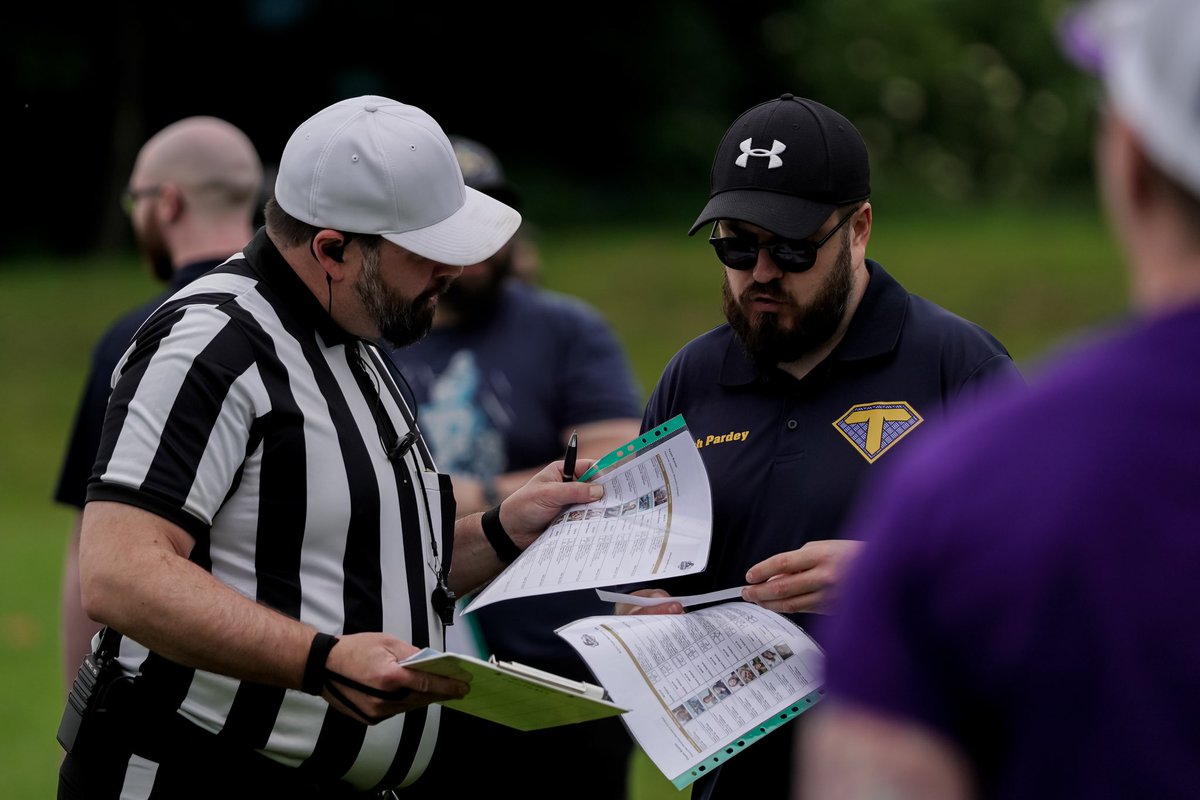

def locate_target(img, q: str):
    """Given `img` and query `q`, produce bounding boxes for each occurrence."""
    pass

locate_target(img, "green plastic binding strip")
[669,686,826,790]
[577,414,687,483]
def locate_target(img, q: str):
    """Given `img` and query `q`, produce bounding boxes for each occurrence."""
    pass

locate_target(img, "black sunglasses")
[708,208,857,273]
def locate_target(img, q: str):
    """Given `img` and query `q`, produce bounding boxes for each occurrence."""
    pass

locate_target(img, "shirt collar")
[244,228,360,346]
[718,259,909,386]
[170,258,226,289]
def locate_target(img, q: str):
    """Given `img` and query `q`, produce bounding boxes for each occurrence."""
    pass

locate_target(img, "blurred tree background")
[2,4,1121,796]
[7,0,1094,260]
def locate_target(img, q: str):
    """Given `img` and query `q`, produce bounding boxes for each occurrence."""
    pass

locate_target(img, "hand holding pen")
[563,430,578,482]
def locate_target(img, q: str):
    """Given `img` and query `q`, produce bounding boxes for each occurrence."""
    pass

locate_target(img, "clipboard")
[401,649,628,731]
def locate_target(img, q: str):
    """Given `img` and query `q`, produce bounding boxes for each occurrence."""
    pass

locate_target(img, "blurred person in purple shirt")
[801,1,1200,798]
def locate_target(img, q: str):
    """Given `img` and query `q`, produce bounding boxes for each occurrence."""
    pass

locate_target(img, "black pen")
[563,430,578,482]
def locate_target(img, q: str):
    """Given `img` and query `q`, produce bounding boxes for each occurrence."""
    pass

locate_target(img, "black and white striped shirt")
[88,229,453,792]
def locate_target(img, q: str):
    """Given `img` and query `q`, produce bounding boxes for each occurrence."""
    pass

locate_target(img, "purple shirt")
[825,303,1200,799]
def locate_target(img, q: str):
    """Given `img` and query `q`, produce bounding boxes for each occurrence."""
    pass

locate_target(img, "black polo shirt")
[639,259,1023,800]
[640,260,1023,633]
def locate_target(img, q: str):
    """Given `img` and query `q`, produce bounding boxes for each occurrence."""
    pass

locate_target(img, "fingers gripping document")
[463,415,713,614]
[403,603,824,783]
[435,416,823,787]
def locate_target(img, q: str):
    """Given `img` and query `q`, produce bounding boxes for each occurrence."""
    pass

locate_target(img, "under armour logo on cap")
[689,93,871,240]
[736,138,786,169]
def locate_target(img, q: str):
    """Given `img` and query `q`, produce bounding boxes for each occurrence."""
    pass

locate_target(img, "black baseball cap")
[689,93,871,239]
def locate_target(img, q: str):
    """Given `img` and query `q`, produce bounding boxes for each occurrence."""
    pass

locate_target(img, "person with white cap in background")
[800,1,1200,797]
[58,95,605,799]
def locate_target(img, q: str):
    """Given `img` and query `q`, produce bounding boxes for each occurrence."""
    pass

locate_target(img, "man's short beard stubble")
[137,214,174,283]
[356,245,448,348]
[722,230,855,366]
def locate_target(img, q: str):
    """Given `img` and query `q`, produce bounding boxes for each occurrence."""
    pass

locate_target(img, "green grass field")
[0,208,1126,798]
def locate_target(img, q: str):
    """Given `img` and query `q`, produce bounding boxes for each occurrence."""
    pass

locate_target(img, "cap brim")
[383,187,521,266]
[687,190,836,239]
[480,184,521,212]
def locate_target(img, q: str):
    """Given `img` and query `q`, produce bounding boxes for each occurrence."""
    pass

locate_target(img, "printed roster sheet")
[556,602,825,790]
[464,415,713,614]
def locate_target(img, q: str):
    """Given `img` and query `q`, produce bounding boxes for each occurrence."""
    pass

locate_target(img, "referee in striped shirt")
[58,96,604,799]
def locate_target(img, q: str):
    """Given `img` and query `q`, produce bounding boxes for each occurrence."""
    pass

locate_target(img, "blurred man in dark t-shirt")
[390,136,643,800]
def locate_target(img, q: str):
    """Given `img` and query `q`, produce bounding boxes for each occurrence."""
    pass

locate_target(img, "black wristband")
[481,503,522,565]
[302,632,339,696]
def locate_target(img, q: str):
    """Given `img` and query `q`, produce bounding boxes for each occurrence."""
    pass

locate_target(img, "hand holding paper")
[464,415,713,614]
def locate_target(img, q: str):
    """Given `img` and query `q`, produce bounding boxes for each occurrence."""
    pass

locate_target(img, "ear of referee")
[59,95,604,800]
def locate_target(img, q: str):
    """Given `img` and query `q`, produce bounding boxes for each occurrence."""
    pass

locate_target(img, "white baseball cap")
[1061,0,1200,197]
[274,95,521,266]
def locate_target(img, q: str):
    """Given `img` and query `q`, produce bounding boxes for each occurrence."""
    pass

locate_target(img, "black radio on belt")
[57,630,124,754]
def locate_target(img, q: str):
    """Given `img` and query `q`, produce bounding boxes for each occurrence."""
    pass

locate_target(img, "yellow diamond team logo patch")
[833,401,923,463]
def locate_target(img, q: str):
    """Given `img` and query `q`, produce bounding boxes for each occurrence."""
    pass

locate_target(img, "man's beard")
[356,246,447,348]
[722,235,854,366]
[137,216,173,282]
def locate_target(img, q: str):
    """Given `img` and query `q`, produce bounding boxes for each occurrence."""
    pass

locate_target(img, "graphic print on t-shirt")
[419,351,506,478]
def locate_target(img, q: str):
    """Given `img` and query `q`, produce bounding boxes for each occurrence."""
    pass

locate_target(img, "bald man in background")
[54,116,263,692]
